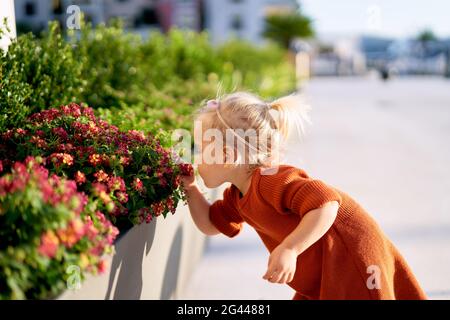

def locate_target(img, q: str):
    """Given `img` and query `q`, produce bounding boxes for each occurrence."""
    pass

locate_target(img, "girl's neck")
[230,166,255,197]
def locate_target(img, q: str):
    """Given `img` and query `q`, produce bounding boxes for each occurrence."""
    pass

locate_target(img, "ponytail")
[269,93,312,141]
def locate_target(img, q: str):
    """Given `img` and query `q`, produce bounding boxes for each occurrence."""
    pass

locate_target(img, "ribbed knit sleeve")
[209,185,244,238]
[258,167,342,219]
[289,179,342,218]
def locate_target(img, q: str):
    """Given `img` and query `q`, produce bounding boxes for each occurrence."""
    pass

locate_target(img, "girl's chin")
[203,180,220,189]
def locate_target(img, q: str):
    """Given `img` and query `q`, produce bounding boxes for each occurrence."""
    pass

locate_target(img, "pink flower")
[115,191,129,204]
[95,211,107,224]
[29,136,48,149]
[107,176,126,192]
[52,127,68,140]
[61,103,82,118]
[57,218,85,248]
[166,197,176,215]
[119,156,130,166]
[15,128,27,136]
[57,143,74,153]
[128,130,146,143]
[92,182,107,195]
[35,130,45,137]
[110,225,119,239]
[38,230,60,258]
[97,260,108,274]
[84,217,99,241]
[49,153,74,168]
[93,170,108,182]
[132,178,144,192]
[151,201,164,217]
[62,154,73,165]
[90,243,105,256]
[74,171,86,185]
[138,207,152,224]
[88,154,102,167]
[87,121,99,135]
[179,163,194,176]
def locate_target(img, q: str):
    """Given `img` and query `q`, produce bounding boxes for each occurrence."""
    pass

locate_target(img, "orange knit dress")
[208,164,427,300]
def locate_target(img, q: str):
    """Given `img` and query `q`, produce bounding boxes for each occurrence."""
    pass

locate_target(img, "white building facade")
[0,0,16,51]
[204,0,297,46]
[13,0,200,32]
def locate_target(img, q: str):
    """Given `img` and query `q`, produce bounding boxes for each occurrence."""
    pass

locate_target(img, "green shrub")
[0,23,83,132]
[0,20,296,136]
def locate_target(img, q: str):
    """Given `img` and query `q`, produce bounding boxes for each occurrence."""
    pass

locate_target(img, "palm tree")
[263,11,314,49]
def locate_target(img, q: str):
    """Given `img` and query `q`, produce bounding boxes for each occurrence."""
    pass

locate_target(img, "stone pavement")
[179,76,450,299]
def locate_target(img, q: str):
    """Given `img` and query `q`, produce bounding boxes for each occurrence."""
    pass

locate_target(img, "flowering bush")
[0,103,192,230]
[0,157,119,299]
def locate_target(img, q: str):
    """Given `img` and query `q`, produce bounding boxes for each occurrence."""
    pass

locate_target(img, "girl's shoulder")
[256,164,312,201]
[258,164,311,184]
[256,164,343,216]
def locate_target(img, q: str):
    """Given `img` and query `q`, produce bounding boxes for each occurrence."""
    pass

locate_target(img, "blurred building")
[14,0,204,34]
[359,35,450,76]
[309,35,367,76]
[204,0,298,45]
[386,38,450,75]
[14,0,301,45]
[308,34,450,77]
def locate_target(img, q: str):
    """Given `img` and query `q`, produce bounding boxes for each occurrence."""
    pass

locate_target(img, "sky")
[299,0,450,39]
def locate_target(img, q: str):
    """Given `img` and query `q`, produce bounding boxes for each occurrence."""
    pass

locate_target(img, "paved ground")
[179,76,450,300]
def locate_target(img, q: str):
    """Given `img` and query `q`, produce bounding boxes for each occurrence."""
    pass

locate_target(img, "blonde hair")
[194,91,311,170]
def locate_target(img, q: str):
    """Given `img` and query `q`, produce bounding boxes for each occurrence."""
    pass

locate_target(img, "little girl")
[180,91,427,300]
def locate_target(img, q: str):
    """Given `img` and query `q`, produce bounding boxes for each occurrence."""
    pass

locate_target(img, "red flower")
[93,170,108,182]
[35,130,45,137]
[138,207,152,224]
[87,121,99,135]
[107,176,126,192]
[88,154,102,167]
[30,136,48,149]
[74,171,86,185]
[52,127,68,140]
[84,217,99,241]
[115,191,129,204]
[119,156,130,166]
[132,177,144,192]
[15,128,27,136]
[97,260,108,274]
[165,197,176,215]
[151,201,164,217]
[49,153,74,168]
[128,130,146,143]
[179,163,194,176]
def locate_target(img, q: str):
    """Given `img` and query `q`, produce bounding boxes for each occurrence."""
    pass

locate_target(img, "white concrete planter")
[58,179,222,300]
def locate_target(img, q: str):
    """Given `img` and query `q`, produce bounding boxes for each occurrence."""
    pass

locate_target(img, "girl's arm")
[182,176,220,236]
[262,201,339,284]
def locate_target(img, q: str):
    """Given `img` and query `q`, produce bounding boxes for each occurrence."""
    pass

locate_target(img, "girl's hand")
[179,163,196,191]
[262,244,298,284]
